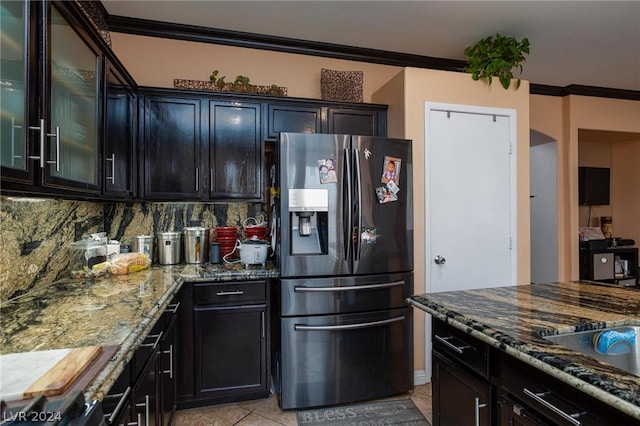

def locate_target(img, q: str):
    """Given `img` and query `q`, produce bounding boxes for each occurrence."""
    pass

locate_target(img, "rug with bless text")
[297,399,431,426]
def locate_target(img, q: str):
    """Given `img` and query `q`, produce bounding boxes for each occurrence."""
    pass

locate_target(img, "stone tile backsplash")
[0,196,264,301]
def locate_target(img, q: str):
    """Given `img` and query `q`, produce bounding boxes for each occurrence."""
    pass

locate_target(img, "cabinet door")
[133,350,160,426]
[194,304,267,399]
[208,100,263,200]
[0,0,37,185]
[143,96,201,199]
[160,302,179,426]
[326,107,385,136]
[104,59,136,197]
[433,354,491,426]
[264,103,322,140]
[43,3,101,192]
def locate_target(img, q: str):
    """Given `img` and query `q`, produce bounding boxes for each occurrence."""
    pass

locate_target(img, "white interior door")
[425,103,517,293]
[423,102,518,383]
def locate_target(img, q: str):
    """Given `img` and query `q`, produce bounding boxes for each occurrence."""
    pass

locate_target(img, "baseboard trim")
[414,370,428,386]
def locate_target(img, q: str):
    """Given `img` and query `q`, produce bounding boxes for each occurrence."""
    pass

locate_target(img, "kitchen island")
[409,281,640,423]
[0,262,278,404]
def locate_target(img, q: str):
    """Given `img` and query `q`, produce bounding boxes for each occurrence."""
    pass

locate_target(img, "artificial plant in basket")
[464,33,530,89]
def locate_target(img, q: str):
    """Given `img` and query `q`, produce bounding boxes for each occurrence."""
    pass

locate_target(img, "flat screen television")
[579,167,610,205]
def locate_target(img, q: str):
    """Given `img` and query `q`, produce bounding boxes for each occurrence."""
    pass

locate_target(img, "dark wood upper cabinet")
[103,58,137,198]
[1,1,105,195]
[142,95,202,199]
[326,107,385,136]
[264,103,323,139]
[208,100,263,200]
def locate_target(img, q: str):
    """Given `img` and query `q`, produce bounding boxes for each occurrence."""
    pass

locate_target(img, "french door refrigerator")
[274,132,414,409]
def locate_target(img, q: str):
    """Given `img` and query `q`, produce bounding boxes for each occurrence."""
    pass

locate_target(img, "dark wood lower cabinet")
[433,353,491,426]
[102,296,180,426]
[431,318,639,426]
[177,280,270,409]
[195,304,267,399]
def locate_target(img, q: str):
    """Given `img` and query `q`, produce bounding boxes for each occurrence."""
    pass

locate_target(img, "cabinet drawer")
[500,353,636,425]
[433,319,489,379]
[193,280,266,306]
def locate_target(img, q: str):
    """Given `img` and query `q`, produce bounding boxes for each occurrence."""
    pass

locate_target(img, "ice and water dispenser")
[289,188,329,255]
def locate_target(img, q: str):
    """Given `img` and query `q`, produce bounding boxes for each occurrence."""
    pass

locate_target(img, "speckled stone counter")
[408,281,640,420]
[0,262,278,402]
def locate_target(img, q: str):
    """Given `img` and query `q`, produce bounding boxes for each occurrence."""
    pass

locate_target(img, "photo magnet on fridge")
[381,156,401,186]
[318,158,337,184]
[376,185,397,204]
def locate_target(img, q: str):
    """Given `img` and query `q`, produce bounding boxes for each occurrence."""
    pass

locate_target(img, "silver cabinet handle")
[105,153,115,184]
[434,334,471,354]
[104,386,131,425]
[216,290,244,296]
[145,394,149,426]
[523,388,582,425]
[195,167,199,191]
[10,116,22,166]
[434,255,446,265]
[475,396,487,426]
[135,395,150,426]
[295,315,405,331]
[163,344,174,379]
[28,118,46,168]
[27,119,60,171]
[140,332,163,349]
[210,168,214,192]
[49,126,60,172]
[295,280,405,292]
[166,302,180,314]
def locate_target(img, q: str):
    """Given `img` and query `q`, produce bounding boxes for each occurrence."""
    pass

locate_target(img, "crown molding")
[107,15,639,101]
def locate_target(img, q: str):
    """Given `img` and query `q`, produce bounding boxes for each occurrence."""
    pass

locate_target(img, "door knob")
[434,255,446,265]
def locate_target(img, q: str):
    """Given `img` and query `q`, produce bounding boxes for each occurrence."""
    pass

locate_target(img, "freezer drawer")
[279,272,413,316]
[278,307,413,409]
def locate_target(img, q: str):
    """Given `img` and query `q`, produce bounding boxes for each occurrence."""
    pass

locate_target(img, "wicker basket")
[320,69,363,102]
[174,79,287,96]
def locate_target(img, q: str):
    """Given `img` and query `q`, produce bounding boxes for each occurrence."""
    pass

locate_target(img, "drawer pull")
[104,386,131,424]
[140,332,163,349]
[523,388,582,425]
[216,290,244,296]
[475,397,487,426]
[166,302,180,314]
[435,334,471,354]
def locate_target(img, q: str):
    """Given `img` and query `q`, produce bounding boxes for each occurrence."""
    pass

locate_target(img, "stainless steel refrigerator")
[274,132,414,409]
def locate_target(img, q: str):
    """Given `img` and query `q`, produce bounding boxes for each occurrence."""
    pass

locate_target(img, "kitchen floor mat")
[297,399,431,426]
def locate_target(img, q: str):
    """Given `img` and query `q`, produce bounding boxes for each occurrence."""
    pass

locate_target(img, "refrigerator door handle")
[343,148,352,262]
[353,147,362,261]
[294,315,405,331]
[294,280,406,293]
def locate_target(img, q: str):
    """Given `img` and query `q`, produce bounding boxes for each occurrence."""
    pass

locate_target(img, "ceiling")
[101,1,640,92]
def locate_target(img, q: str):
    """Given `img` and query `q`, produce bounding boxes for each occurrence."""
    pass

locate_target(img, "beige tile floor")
[173,383,432,426]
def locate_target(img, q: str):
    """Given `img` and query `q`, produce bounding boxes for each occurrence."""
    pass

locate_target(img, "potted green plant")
[463,33,530,89]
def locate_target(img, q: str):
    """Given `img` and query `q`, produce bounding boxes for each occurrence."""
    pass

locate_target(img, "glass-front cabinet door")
[1,1,102,193]
[0,0,36,184]
[45,4,100,191]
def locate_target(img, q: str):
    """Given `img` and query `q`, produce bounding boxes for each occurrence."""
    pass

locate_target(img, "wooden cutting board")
[22,346,102,398]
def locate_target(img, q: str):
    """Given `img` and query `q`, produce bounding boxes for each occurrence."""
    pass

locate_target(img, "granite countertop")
[0,262,279,402]
[408,281,640,420]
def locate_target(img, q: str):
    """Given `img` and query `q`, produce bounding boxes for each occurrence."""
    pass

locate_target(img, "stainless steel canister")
[183,227,209,264]
[131,235,153,259]
[157,232,182,265]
